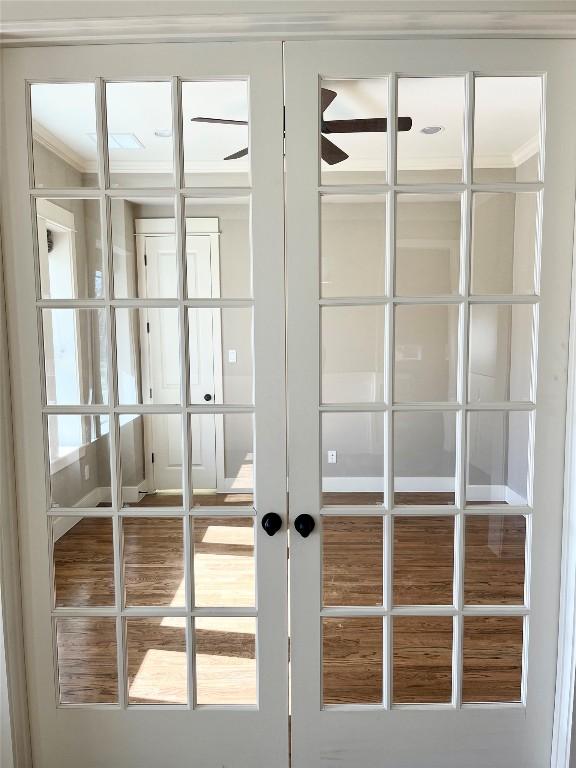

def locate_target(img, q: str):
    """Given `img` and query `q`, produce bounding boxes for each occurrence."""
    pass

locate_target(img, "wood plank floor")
[54,503,524,705]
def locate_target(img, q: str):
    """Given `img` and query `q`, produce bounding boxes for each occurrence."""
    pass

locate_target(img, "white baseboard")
[52,516,84,541]
[322,476,527,504]
[122,480,148,503]
[53,482,146,540]
[221,478,253,493]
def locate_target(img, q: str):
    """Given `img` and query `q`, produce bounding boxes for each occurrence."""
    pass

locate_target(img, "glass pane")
[463,616,523,703]
[189,308,253,405]
[320,79,388,185]
[56,617,117,704]
[106,82,174,188]
[191,413,254,506]
[31,83,98,189]
[393,516,454,605]
[464,515,526,605]
[185,197,251,298]
[392,616,453,703]
[120,413,183,503]
[474,77,542,183]
[53,517,114,607]
[48,415,111,508]
[397,77,464,184]
[126,617,187,704]
[111,198,177,298]
[123,518,184,607]
[182,81,250,187]
[394,305,459,402]
[323,516,383,606]
[395,193,461,295]
[469,304,535,402]
[322,412,384,506]
[394,411,456,505]
[36,199,102,298]
[322,617,382,704]
[116,308,180,405]
[471,193,539,295]
[193,517,255,607]
[320,194,386,298]
[195,617,256,704]
[321,305,385,404]
[466,411,530,505]
[42,309,108,405]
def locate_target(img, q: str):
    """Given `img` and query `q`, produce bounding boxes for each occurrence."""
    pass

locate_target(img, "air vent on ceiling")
[87,132,145,149]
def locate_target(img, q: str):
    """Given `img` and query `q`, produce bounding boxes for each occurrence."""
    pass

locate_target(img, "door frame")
[1,18,576,768]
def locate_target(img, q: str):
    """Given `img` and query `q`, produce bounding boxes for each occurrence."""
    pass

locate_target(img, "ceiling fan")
[191,87,413,165]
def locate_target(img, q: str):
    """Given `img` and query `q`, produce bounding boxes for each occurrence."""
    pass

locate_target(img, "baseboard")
[53,482,146,540]
[322,476,527,504]
[122,480,147,503]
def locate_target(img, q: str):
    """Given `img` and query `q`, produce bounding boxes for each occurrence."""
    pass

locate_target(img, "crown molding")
[3,6,576,46]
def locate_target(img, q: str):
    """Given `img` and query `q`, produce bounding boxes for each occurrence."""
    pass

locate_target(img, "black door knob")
[294,513,315,538]
[203,394,213,401]
[262,512,282,537]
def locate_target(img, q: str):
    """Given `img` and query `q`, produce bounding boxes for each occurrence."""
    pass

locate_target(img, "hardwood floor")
[53,507,524,705]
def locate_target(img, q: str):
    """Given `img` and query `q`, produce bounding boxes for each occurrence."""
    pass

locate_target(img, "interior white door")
[2,41,287,768]
[143,234,217,490]
[285,39,576,768]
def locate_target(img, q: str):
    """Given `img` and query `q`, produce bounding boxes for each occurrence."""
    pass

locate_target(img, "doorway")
[2,37,576,768]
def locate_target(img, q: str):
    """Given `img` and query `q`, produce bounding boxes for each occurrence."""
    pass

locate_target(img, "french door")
[3,36,576,768]
[285,39,576,768]
[2,42,288,767]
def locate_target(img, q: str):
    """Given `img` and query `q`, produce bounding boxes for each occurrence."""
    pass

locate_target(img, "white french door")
[3,35,576,768]
[2,42,288,768]
[285,39,576,768]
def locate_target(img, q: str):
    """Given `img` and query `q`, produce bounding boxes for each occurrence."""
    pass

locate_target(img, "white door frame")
[2,18,576,768]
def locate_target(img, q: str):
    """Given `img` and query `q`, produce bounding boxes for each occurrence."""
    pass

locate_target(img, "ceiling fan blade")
[321,88,337,114]
[191,117,248,125]
[321,135,349,165]
[224,147,249,160]
[322,116,413,133]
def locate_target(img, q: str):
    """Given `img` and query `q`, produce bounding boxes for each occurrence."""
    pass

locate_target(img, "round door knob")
[294,513,315,538]
[203,393,213,401]
[262,512,282,537]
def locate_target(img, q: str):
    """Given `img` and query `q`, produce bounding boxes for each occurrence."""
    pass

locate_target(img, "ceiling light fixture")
[420,125,445,135]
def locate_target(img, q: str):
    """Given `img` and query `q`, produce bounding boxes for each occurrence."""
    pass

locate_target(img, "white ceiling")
[31,76,541,175]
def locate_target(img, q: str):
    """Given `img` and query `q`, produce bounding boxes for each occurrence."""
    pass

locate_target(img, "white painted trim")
[135,218,219,236]
[4,5,576,46]
[222,477,253,493]
[121,480,147,504]
[31,120,86,174]
[322,476,528,503]
[52,515,83,541]
[552,204,576,768]
[0,221,32,768]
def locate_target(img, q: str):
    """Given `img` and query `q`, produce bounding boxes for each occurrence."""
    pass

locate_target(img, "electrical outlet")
[228,349,237,363]
[327,450,337,464]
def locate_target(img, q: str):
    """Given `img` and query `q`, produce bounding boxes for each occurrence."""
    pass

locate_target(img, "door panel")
[2,41,287,768]
[285,39,576,767]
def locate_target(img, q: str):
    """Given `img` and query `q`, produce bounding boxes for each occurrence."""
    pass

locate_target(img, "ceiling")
[31,76,541,176]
